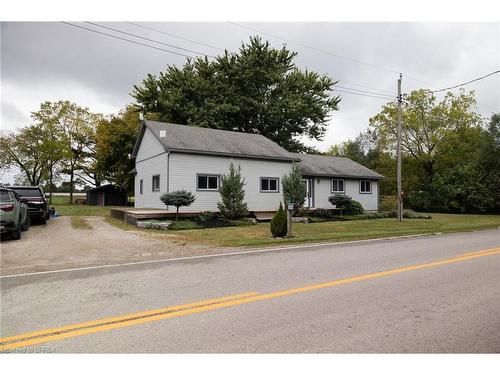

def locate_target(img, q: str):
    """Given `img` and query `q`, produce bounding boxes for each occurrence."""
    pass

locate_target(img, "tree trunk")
[49,165,53,205]
[69,168,74,205]
[176,206,179,221]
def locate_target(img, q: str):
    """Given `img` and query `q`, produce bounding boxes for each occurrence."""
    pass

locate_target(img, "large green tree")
[133,36,340,152]
[96,105,140,192]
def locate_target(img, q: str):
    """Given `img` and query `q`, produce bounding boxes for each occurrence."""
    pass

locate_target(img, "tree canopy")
[132,36,340,152]
[328,89,499,213]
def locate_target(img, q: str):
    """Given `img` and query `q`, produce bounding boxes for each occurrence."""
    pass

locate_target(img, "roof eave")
[167,147,299,162]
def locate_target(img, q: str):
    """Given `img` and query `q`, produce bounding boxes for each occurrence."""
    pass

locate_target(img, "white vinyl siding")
[166,153,292,212]
[313,177,379,211]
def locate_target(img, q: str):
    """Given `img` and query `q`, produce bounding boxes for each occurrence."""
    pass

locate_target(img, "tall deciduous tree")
[133,36,340,152]
[96,106,140,192]
[0,124,48,186]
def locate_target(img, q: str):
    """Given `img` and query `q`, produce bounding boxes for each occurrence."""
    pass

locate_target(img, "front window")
[152,175,160,191]
[331,178,345,193]
[197,174,219,191]
[360,180,372,194]
[140,179,143,195]
[260,177,279,192]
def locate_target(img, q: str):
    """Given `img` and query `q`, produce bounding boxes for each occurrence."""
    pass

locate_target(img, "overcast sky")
[1,22,499,153]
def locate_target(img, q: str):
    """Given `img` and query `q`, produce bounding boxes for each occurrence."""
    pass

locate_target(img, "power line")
[228,22,431,86]
[333,88,395,101]
[85,22,217,58]
[431,69,500,93]
[337,80,396,96]
[127,22,225,52]
[61,22,195,59]
[335,85,396,98]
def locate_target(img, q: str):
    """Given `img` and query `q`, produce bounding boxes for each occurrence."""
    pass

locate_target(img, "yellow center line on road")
[1,247,499,351]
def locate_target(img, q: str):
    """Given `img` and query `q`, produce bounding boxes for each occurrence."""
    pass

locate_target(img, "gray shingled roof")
[292,153,383,179]
[143,120,300,162]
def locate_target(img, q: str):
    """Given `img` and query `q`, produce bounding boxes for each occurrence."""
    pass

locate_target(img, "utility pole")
[396,73,403,222]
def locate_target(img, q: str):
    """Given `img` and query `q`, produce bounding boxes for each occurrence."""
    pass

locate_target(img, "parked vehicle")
[9,186,49,224]
[0,188,30,240]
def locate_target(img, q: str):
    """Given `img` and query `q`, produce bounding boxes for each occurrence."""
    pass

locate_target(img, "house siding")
[167,153,293,212]
[134,129,168,209]
[311,177,379,211]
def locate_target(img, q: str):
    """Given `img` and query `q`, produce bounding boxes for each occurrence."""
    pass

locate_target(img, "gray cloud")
[1,22,499,151]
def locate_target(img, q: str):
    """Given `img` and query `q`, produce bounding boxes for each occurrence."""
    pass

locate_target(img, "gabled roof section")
[133,120,300,162]
[292,153,383,180]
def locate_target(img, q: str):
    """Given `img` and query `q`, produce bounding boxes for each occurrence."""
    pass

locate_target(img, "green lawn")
[106,213,500,247]
[170,213,500,247]
[53,204,118,217]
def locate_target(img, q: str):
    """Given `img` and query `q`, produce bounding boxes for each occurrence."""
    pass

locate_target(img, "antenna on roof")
[159,130,167,138]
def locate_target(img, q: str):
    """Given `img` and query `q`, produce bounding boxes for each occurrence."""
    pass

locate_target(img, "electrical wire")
[431,69,500,93]
[61,22,195,59]
[227,22,432,87]
[127,22,224,52]
[85,22,217,58]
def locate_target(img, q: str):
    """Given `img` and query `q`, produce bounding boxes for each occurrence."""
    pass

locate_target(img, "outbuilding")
[86,184,127,206]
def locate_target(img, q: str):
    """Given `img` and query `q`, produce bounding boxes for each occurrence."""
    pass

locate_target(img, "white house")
[132,120,383,213]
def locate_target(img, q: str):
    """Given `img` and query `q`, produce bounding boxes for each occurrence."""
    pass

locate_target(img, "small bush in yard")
[160,190,196,221]
[344,200,364,215]
[328,194,364,215]
[270,202,287,237]
[387,209,432,219]
[380,195,397,211]
[312,208,335,219]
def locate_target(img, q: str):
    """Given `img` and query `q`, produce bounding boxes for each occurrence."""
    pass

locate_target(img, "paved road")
[1,229,499,353]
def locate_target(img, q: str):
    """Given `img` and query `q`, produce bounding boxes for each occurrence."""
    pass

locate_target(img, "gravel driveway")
[0,216,218,276]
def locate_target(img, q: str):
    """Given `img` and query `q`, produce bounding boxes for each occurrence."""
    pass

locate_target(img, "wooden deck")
[110,207,278,224]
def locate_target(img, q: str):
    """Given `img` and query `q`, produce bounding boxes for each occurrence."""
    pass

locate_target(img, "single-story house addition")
[131,120,383,214]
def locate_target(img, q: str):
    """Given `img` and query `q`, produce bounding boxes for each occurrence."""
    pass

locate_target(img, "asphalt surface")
[1,229,499,353]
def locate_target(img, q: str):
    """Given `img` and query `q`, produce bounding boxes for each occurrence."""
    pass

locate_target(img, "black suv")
[9,186,50,224]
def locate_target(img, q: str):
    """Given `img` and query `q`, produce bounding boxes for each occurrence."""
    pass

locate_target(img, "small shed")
[86,184,127,206]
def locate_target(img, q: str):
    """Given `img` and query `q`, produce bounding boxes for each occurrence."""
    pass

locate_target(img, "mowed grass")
[70,216,93,229]
[170,214,500,247]
[53,204,123,216]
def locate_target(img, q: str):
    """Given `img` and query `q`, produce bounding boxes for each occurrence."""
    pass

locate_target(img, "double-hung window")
[140,179,144,194]
[331,178,345,193]
[197,174,219,191]
[360,180,372,194]
[260,177,279,192]
[152,175,160,191]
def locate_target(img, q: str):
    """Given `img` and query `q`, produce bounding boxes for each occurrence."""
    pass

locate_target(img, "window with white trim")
[331,178,345,193]
[197,174,219,191]
[140,179,143,194]
[360,180,372,194]
[260,177,279,192]
[152,175,160,191]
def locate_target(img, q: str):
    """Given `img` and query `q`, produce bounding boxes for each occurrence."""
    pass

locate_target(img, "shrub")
[197,210,215,223]
[344,200,364,215]
[387,209,432,219]
[328,194,364,215]
[312,208,335,219]
[328,194,352,208]
[380,195,397,211]
[160,190,196,221]
[218,162,248,219]
[270,202,287,237]
[168,220,204,230]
